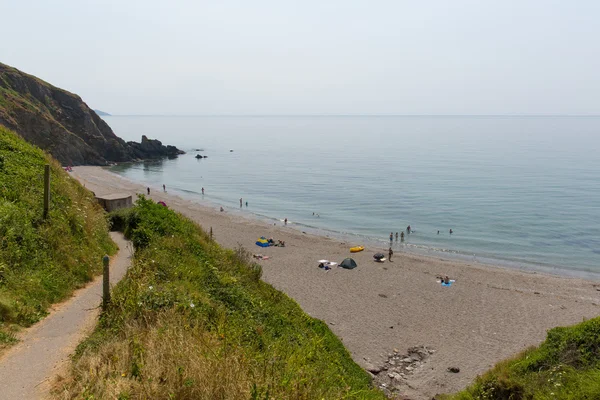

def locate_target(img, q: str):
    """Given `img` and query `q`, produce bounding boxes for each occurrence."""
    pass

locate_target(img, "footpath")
[0,232,131,399]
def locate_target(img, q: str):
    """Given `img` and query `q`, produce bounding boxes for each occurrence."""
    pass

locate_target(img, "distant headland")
[93,109,111,116]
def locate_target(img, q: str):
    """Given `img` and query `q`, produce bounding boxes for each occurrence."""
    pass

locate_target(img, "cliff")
[0,62,183,165]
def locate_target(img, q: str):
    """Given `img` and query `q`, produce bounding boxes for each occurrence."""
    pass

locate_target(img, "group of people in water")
[389,225,454,243]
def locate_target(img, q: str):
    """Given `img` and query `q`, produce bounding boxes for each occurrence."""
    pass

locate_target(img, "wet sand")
[72,166,600,399]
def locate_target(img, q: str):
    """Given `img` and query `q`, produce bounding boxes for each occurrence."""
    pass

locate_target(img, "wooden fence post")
[43,164,50,219]
[102,255,110,310]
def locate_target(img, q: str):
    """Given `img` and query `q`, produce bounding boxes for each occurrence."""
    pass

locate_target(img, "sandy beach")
[72,166,600,399]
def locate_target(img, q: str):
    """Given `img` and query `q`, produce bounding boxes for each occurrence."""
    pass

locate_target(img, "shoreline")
[72,166,600,399]
[112,165,600,282]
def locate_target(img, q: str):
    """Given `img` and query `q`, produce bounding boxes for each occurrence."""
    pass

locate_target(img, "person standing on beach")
[147,187,150,195]
[284,218,288,225]
[163,184,166,192]
[389,232,393,243]
[388,247,393,262]
[201,187,204,195]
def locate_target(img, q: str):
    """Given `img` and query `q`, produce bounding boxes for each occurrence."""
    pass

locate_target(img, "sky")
[1,0,599,115]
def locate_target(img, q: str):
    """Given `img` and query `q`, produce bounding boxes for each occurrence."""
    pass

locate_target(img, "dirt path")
[0,232,132,400]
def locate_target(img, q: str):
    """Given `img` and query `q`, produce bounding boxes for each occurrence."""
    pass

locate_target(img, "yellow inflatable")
[350,246,364,253]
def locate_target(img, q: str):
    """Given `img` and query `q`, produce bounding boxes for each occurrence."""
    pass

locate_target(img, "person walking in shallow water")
[163,184,166,192]
[400,231,404,241]
[201,187,204,195]
[389,232,393,243]
[284,218,288,225]
[240,198,243,207]
[147,187,150,195]
[395,232,399,241]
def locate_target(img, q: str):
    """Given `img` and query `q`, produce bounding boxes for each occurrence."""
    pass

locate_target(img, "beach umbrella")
[340,258,357,269]
[373,252,385,260]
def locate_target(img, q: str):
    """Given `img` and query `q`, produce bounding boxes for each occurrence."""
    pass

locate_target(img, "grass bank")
[56,197,385,399]
[440,316,600,400]
[0,126,116,348]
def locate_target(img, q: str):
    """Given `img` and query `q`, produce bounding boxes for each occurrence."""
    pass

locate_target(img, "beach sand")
[72,166,600,399]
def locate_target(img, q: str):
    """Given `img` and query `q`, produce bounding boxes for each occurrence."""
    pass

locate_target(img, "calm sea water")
[105,116,600,277]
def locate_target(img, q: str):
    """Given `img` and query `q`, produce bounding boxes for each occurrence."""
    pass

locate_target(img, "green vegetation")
[0,126,116,347]
[441,317,600,400]
[57,197,385,399]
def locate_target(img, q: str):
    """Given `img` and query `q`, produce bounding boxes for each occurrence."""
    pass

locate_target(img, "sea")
[104,115,600,278]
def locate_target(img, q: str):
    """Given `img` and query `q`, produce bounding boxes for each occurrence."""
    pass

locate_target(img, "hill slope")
[0,62,182,165]
[0,126,116,347]
[56,198,385,399]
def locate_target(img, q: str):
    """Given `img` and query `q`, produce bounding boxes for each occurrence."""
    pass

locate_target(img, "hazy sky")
[1,1,599,115]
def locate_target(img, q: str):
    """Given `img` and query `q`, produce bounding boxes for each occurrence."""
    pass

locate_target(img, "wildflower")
[149,286,153,290]
[190,303,195,308]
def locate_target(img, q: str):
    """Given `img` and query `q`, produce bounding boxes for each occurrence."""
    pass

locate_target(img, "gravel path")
[0,232,131,400]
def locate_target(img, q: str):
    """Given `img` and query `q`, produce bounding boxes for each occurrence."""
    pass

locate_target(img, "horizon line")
[101,113,600,118]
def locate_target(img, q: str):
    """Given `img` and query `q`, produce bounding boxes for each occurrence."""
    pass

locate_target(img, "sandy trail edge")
[73,166,600,399]
[0,232,132,400]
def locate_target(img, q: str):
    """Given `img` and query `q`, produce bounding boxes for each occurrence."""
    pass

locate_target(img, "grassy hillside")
[0,126,116,347]
[56,198,385,399]
[440,317,600,400]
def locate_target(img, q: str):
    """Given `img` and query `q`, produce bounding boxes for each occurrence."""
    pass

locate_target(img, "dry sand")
[72,166,600,399]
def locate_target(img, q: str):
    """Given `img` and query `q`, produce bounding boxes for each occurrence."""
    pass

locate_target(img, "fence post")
[102,255,110,310]
[43,164,50,219]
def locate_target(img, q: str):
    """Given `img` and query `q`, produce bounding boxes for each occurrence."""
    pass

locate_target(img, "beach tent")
[256,237,269,247]
[340,258,357,269]
[373,252,385,260]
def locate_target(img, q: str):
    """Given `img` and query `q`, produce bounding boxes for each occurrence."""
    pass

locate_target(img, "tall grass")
[0,126,116,348]
[56,197,385,399]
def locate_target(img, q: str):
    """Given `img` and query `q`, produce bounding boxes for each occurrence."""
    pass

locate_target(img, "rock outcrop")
[0,62,183,165]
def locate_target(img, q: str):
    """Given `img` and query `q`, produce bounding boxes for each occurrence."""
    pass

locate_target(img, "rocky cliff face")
[0,62,183,165]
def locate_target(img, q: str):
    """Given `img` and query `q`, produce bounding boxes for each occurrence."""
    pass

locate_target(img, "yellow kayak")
[350,246,364,253]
